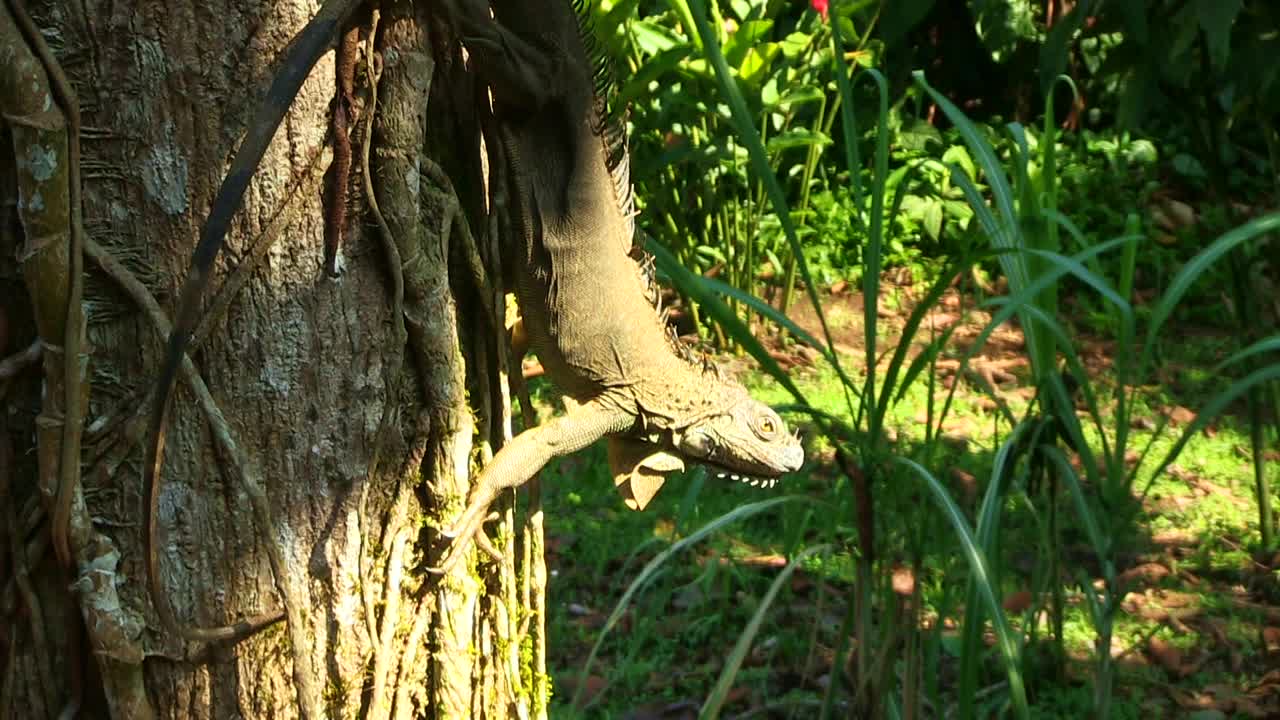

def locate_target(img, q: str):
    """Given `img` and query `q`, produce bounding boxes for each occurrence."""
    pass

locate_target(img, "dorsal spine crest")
[571,0,635,236]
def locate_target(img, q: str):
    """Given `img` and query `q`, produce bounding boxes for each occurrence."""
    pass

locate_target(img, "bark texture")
[0,0,547,717]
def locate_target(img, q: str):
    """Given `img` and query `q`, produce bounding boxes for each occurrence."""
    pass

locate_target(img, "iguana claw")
[428,498,500,574]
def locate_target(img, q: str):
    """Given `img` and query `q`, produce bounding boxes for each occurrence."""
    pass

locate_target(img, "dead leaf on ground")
[950,468,978,506]
[1118,562,1171,588]
[1165,405,1197,426]
[892,566,915,597]
[927,312,959,330]
[1132,416,1158,431]
[1263,627,1280,655]
[1152,529,1197,547]
[560,674,608,708]
[737,556,783,566]
[1148,636,1186,677]
[1003,590,1032,613]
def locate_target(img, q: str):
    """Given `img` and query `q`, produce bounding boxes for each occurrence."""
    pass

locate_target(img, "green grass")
[536,319,1277,717]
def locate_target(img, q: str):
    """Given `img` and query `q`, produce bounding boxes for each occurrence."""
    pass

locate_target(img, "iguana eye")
[754,414,779,438]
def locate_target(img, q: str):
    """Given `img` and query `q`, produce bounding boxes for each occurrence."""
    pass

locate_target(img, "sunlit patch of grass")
[538,282,1274,717]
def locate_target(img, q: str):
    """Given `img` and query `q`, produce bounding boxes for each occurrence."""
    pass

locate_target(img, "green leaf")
[967,0,1039,62]
[632,19,684,54]
[618,46,693,106]
[765,128,832,155]
[739,43,780,86]
[772,85,825,110]
[941,144,977,180]
[1196,0,1243,71]
[898,119,944,152]
[778,31,812,59]
[723,19,774,67]
[923,198,944,240]
[599,0,641,32]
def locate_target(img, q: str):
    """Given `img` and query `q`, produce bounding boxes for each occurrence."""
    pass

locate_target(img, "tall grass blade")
[1141,212,1280,371]
[1041,446,1109,567]
[1147,365,1280,491]
[1213,335,1280,373]
[894,458,1029,718]
[685,0,855,419]
[648,238,811,404]
[699,544,830,719]
[958,420,1039,720]
[575,496,808,708]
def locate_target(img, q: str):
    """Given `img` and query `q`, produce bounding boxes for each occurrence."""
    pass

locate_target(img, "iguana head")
[616,383,804,509]
[668,389,804,483]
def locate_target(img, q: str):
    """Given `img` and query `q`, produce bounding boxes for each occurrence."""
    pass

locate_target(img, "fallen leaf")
[737,553,788,568]
[1263,627,1280,654]
[950,468,978,506]
[1118,562,1171,588]
[1148,636,1184,676]
[560,674,608,708]
[1003,590,1032,613]
[1165,405,1196,426]
[891,566,915,597]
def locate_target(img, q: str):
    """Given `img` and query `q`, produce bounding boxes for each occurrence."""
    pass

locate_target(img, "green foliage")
[545,0,1280,717]
[969,0,1040,62]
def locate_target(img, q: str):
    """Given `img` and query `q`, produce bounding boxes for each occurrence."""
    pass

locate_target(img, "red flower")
[811,0,828,20]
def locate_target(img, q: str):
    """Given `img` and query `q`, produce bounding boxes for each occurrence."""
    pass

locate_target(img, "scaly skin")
[435,0,804,573]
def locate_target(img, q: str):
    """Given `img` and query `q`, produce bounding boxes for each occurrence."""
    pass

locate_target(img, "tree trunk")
[0,1,547,717]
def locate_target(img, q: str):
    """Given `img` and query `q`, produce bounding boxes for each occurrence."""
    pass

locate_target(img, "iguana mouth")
[709,467,780,489]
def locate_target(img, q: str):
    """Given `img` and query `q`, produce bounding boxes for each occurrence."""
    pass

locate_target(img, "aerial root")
[83,238,288,645]
[1,416,57,715]
[0,341,41,383]
[420,158,498,329]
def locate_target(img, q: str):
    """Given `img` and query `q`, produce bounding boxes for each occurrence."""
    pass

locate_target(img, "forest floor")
[532,277,1279,719]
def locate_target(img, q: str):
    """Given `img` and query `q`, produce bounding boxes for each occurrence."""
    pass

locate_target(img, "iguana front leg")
[433,398,636,574]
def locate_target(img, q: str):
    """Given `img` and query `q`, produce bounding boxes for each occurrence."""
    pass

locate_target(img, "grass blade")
[1140,212,1280,371]
[685,0,855,420]
[648,237,812,404]
[699,544,830,719]
[575,496,808,709]
[894,458,1029,719]
[1213,335,1280,373]
[1147,364,1280,492]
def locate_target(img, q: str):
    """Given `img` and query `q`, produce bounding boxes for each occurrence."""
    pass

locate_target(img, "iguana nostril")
[781,445,804,472]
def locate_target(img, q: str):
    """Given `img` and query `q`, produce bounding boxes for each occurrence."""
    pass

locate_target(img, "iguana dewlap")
[435,0,803,571]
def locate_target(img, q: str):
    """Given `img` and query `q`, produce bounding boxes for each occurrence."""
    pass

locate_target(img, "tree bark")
[0,1,547,717]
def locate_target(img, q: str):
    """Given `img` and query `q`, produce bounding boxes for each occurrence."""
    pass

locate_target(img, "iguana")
[435,0,804,572]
